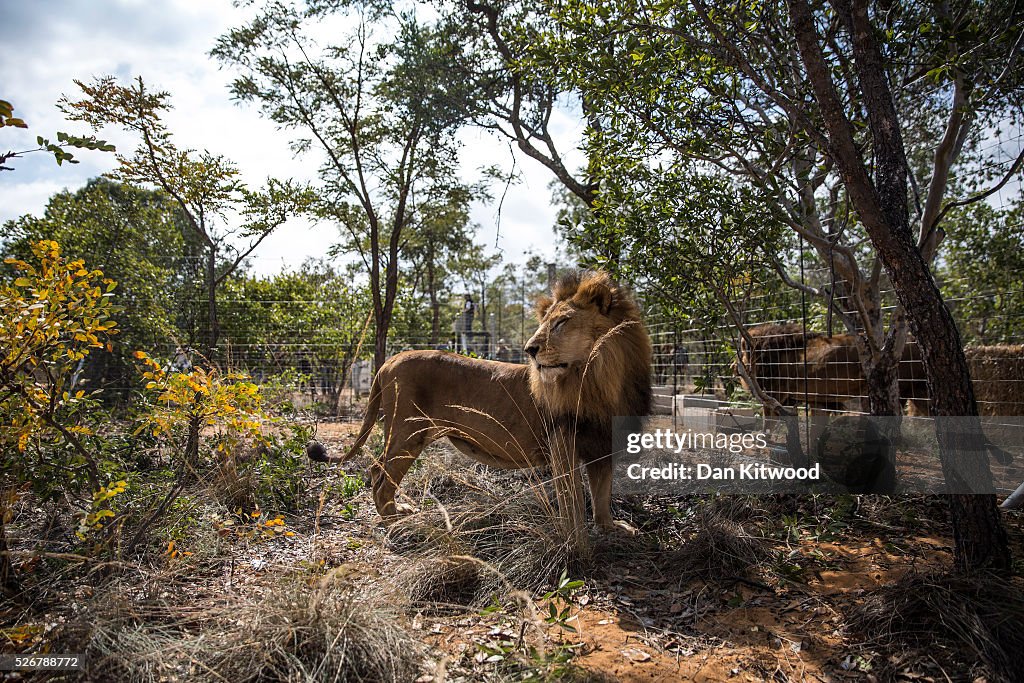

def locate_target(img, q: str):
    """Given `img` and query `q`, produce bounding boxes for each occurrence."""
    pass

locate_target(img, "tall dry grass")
[46,568,425,683]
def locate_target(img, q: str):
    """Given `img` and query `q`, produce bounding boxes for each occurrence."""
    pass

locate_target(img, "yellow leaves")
[2,240,121,461]
[75,479,129,538]
[30,240,61,260]
[135,361,270,454]
[213,509,294,543]
[0,625,42,645]
[260,514,293,539]
[76,507,115,539]
[2,238,119,389]
[185,377,208,394]
[164,540,192,560]
[93,479,127,503]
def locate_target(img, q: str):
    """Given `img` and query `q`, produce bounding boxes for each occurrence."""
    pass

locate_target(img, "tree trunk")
[427,238,440,346]
[373,227,403,373]
[205,248,219,359]
[863,347,900,417]
[790,0,1010,571]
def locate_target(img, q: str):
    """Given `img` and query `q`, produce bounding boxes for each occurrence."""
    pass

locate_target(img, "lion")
[737,323,929,414]
[308,270,653,535]
[737,324,865,414]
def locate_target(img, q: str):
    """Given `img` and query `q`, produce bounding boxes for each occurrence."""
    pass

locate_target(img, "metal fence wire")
[132,274,1023,419]
[644,279,1024,418]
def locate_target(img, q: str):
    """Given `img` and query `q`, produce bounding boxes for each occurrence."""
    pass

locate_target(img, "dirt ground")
[4,420,1024,682]
[271,423,1024,681]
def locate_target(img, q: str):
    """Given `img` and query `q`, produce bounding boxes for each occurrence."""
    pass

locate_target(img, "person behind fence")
[673,344,689,385]
[458,294,476,353]
[496,338,511,362]
[170,346,192,373]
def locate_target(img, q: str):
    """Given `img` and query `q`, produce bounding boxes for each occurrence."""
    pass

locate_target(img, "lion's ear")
[535,296,554,321]
[576,278,613,316]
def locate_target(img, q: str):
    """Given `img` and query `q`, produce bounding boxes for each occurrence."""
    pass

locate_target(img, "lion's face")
[523,270,652,421]
[524,298,609,384]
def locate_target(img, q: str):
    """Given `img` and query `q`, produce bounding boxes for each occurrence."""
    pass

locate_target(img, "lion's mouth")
[535,362,569,370]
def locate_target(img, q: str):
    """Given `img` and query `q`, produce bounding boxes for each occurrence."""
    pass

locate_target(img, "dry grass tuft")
[47,569,425,683]
[849,570,1024,682]
[665,520,775,585]
[388,491,587,598]
[387,449,591,595]
[402,555,488,612]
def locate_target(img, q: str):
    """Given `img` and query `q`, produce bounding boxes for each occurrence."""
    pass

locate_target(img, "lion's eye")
[552,318,568,332]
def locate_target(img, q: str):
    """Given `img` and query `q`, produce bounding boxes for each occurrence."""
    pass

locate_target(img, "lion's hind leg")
[370,444,422,519]
[370,416,426,520]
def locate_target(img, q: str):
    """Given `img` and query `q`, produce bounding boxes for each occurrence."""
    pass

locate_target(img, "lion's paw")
[600,519,638,536]
[393,501,417,515]
[379,501,417,522]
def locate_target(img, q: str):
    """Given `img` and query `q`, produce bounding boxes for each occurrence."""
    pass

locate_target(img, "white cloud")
[1,0,573,276]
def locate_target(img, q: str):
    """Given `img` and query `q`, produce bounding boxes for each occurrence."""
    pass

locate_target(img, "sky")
[0,0,579,276]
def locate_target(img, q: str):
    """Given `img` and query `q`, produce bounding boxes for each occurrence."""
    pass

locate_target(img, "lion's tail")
[307,371,383,464]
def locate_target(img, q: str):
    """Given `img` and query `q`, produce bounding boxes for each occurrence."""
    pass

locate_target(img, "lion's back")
[377,350,541,440]
[382,349,529,385]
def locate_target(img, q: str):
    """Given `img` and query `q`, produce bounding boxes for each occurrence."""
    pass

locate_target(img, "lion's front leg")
[549,438,587,548]
[586,456,636,535]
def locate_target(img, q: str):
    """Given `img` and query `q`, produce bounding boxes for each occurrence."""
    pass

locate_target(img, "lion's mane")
[529,270,653,425]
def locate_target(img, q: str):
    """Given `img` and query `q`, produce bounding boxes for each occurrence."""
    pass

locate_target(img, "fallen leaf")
[621,647,651,663]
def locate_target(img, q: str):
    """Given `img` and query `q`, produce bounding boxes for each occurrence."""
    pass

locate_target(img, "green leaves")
[58,75,305,353]
[0,98,114,170]
[541,569,584,633]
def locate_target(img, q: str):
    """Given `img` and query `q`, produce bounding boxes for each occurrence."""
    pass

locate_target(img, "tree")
[402,185,481,346]
[58,77,309,358]
[454,1,598,205]
[542,0,1019,569]
[0,240,121,588]
[787,0,1012,572]
[545,0,1020,416]
[218,261,371,413]
[214,3,482,371]
[939,200,1024,344]
[2,179,197,400]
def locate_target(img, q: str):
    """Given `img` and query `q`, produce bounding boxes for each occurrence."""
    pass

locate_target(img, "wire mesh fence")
[645,278,1024,418]
[118,272,1023,421]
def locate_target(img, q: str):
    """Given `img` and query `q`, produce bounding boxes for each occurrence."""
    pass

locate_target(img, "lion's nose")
[524,343,540,359]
